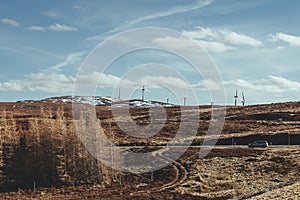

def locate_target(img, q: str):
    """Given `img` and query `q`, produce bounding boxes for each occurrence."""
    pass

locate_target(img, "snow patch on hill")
[42,96,174,107]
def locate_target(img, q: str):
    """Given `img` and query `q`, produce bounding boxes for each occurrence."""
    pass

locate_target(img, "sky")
[0,0,300,105]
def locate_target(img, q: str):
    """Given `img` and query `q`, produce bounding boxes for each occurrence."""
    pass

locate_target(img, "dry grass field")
[0,100,299,199]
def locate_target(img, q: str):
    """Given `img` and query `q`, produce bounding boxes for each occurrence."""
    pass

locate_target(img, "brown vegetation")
[0,100,299,199]
[0,106,120,192]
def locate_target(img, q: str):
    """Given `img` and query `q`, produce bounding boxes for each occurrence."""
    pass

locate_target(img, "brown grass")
[0,101,300,199]
[0,107,121,192]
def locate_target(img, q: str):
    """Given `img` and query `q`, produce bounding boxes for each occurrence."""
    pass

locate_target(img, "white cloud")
[182,27,218,40]
[0,80,23,91]
[224,76,300,93]
[269,32,300,47]
[153,35,235,53]
[77,72,122,88]
[48,23,78,31]
[26,26,46,31]
[25,73,75,93]
[78,72,192,89]
[1,18,20,27]
[193,78,222,90]
[0,73,75,93]
[182,26,263,49]
[73,5,87,10]
[0,50,84,93]
[26,23,78,32]
[222,31,263,47]
[196,40,236,52]
[86,0,214,39]
[153,36,196,49]
[139,76,191,89]
[268,76,300,90]
[0,69,199,93]
[123,0,213,27]
[50,52,86,70]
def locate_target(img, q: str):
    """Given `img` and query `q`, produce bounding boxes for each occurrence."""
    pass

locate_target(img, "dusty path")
[129,146,189,196]
[150,148,188,192]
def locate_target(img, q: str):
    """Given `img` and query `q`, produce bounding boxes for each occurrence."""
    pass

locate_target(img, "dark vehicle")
[248,140,268,148]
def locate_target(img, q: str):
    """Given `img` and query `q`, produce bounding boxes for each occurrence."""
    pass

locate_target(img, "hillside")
[0,98,299,199]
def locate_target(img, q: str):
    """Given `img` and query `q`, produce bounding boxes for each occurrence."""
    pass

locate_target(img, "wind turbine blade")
[145,88,151,92]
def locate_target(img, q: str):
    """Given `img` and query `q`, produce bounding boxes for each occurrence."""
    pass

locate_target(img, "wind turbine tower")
[141,86,145,102]
[234,89,238,106]
[118,87,121,100]
[241,91,245,106]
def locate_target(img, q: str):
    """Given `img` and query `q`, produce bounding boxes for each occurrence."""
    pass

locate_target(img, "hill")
[0,98,299,199]
[43,96,174,107]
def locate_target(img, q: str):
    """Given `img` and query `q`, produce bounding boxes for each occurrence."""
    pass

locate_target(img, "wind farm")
[1,0,300,199]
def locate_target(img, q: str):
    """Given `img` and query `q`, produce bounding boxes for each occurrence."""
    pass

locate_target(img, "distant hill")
[40,96,175,107]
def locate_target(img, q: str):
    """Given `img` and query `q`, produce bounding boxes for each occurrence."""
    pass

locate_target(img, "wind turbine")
[241,92,245,106]
[166,92,171,104]
[118,87,121,100]
[234,89,238,106]
[141,86,145,102]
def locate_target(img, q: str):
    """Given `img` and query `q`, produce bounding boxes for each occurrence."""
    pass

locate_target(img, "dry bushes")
[0,107,121,192]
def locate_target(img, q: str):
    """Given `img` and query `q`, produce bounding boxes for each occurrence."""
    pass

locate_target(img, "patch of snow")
[42,96,175,107]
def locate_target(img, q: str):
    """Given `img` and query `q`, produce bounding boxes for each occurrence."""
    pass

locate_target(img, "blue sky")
[0,0,300,105]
